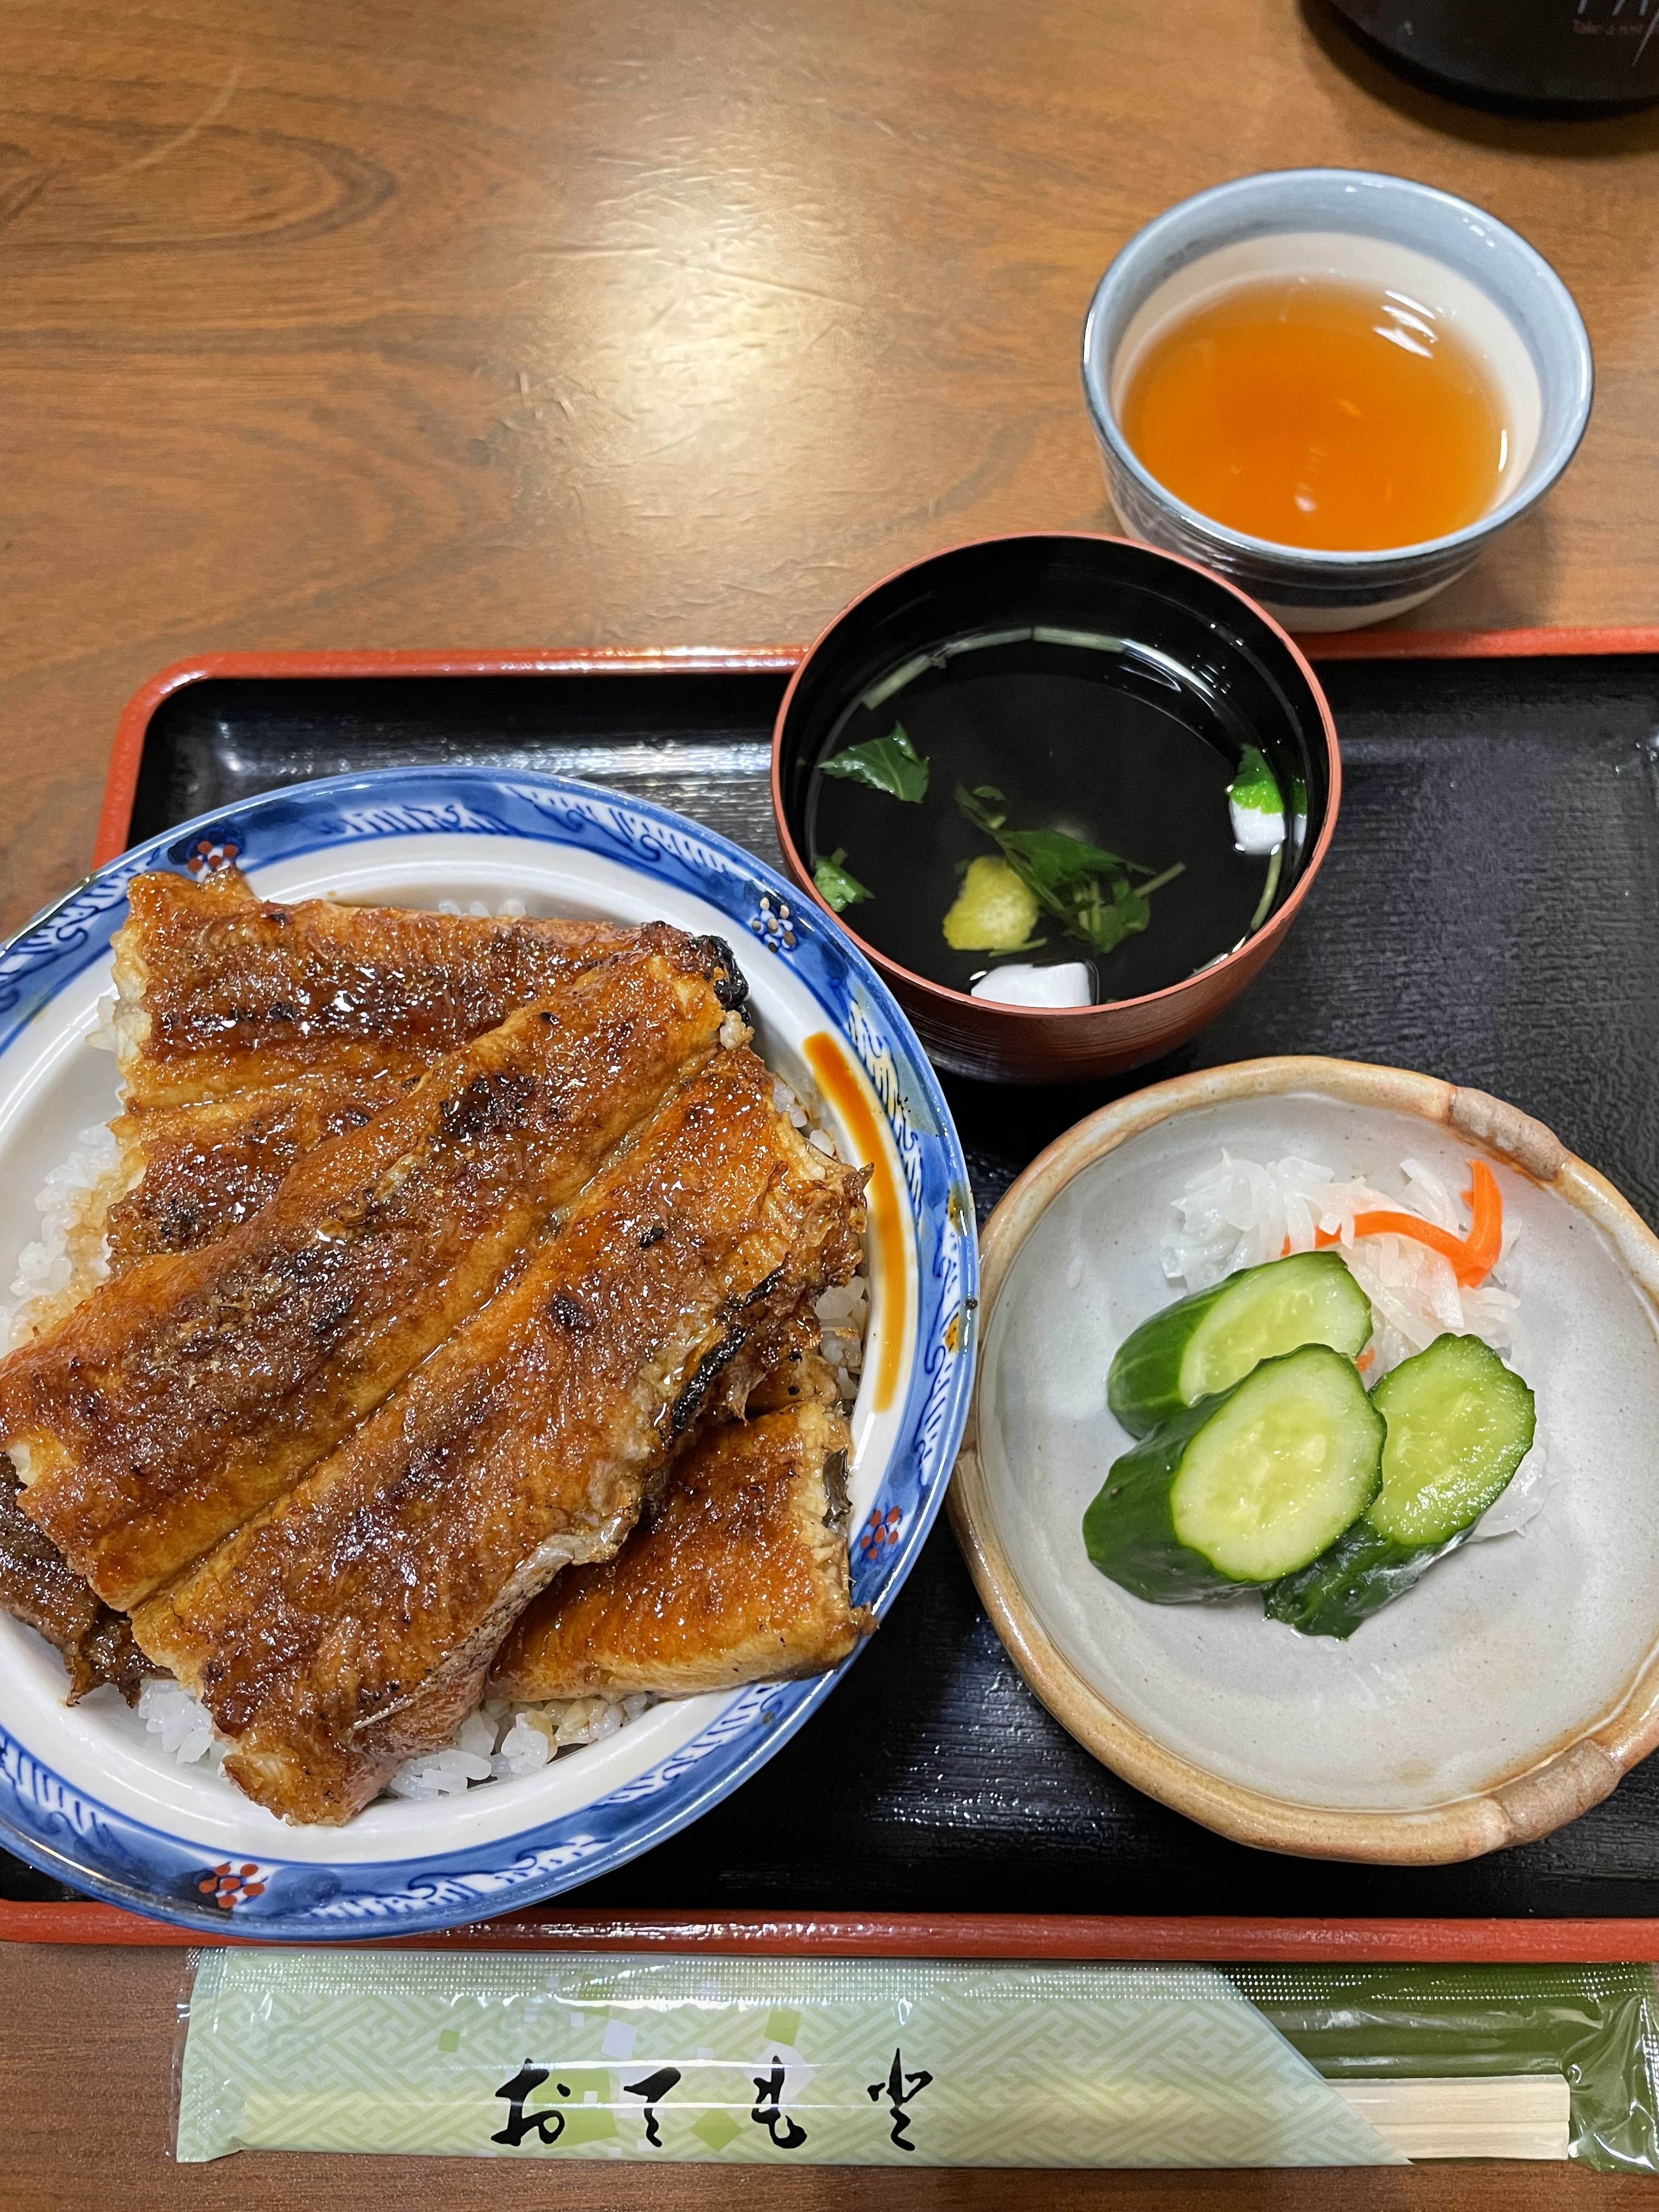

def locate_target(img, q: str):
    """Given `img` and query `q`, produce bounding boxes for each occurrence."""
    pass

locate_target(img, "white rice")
[774,1071,871,1401]
[138,1675,223,1768]
[133,1677,658,1798]
[815,1274,869,1405]
[0,1124,120,1355]
[386,1692,656,1800]
[1162,1150,1547,1539]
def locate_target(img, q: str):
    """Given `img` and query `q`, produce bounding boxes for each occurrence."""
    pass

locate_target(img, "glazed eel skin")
[111,865,637,1107]
[3,884,645,1694]
[104,866,650,1259]
[133,1044,868,1824]
[490,1387,873,1703]
[104,1070,414,1270]
[1,930,742,1610]
[0,1454,151,1701]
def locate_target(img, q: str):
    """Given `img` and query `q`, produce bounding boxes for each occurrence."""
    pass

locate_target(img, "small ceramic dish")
[1081,169,1594,631]
[950,1055,1659,1865]
[771,532,1340,1086]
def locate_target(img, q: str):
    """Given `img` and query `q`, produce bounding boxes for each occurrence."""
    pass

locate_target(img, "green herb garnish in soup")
[819,723,930,803]
[805,629,1293,1005]
[812,849,873,914]
[955,784,1183,959]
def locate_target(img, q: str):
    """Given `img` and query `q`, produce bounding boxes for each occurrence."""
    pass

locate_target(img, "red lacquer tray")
[7,623,1659,1958]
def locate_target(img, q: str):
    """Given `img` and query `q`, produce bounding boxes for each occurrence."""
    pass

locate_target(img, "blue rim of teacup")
[1080,167,1595,579]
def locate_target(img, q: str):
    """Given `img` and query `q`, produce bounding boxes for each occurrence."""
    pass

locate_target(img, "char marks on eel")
[105,1071,415,1269]
[132,1046,868,1825]
[111,865,640,1108]
[0,930,742,1610]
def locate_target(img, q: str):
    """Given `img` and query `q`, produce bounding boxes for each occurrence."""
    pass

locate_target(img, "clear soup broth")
[805,631,1292,1007]
[1119,275,1509,552]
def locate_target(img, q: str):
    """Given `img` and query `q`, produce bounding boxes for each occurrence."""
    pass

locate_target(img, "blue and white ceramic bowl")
[0,767,977,1937]
[1081,168,1594,631]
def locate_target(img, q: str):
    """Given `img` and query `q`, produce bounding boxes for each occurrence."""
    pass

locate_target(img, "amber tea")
[1119,275,1508,552]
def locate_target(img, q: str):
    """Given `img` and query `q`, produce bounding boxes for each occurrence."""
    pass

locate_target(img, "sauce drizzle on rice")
[804,1031,904,1413]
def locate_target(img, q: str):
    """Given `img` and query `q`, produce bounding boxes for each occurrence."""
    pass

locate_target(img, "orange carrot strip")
[1307,1163,1504,1287]
[1315,1195,1499,1288]
[1458,1160,1504,1287]
[1348,1211,1483,1282]
[1356,1345,1376,1372]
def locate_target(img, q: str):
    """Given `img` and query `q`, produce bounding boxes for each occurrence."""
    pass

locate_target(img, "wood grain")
[4,4,1659,2205]
[6,0,1659,939]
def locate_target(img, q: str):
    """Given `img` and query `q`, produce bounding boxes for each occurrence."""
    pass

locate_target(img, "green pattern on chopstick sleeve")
[176,1951,1402,2167]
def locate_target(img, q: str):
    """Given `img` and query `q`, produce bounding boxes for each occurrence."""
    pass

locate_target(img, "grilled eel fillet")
[490,1393,873,1703]
[112,864,637,1107]
[0,1454,150,1701]
[132,1046,868,1824]
[1,930,743,1610]
[3,1073,407,1693]
[105,1070,414,1269]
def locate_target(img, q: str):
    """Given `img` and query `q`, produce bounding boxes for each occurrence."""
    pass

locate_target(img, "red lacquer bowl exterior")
[771,532,1341,1085]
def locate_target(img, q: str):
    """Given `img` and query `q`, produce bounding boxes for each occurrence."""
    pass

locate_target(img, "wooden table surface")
[5,1,1659,2204]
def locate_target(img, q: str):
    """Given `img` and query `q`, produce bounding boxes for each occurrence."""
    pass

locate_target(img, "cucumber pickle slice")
[1085,1344,1385,1603]
[1265,1333,1537,1640]
[1368,1333,1536,1546]
[1107,1250,1374,1438]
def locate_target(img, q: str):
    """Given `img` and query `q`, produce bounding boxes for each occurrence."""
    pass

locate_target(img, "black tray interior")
[12,652,1659,1918]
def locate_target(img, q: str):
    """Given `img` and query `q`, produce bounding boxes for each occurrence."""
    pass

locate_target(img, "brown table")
[4,1,1659,2204]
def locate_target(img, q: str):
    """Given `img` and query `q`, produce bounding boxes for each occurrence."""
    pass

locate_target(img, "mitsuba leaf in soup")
[812,848,873,913]
[820,724,930,804]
